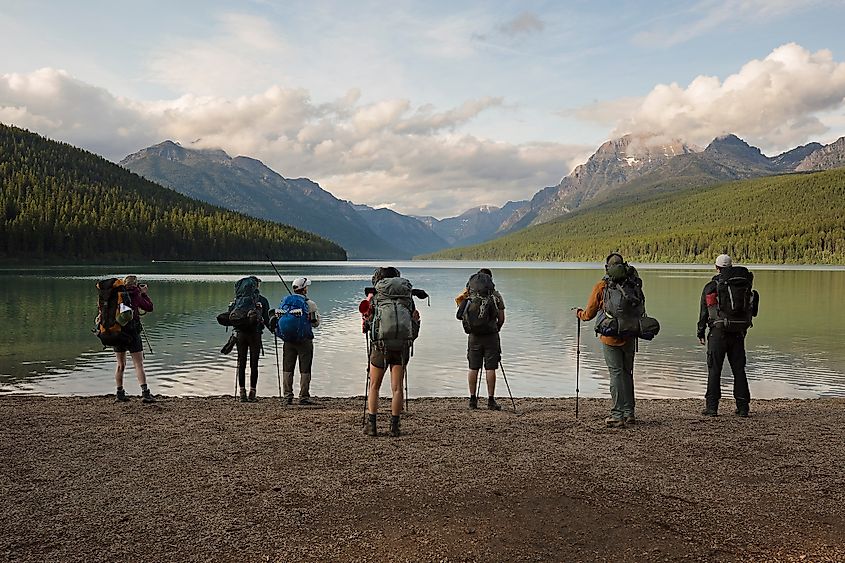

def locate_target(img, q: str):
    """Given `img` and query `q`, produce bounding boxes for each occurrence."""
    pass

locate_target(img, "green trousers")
[602,340,636,420]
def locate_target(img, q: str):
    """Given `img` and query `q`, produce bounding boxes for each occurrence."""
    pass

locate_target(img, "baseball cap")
[715,254,732,268]
[292,276,311,290]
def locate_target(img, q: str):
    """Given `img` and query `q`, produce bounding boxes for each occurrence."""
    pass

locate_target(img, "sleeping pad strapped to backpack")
[275,294,313,342]
[95,278,134,347]
[218,276,263,330]
[370,277,419,351]
[461,273,499,335]
[706,265,759,332]
[595,264,660,340]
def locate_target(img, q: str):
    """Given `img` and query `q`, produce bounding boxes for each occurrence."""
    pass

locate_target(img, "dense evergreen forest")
[0,125,346,262]
[427,169,845,264]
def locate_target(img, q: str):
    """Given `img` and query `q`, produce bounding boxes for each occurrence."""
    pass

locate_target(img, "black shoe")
[735,408,749,418]
[239,389,248,403]
[285,397,293,405]
[487,398,502,411]
[141,389,157,404]
[365,414,377,437]
[299,397,312,406]
[701,408,718,417]
[469,396,478,409]
[389,415,401,437]
[115,389,129,403]
[248,389,257,403]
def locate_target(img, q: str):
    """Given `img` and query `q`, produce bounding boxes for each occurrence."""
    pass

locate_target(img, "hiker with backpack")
[275,277,320,405]
[456,268,506,410]
[698,254,759,418]
[362,266,421,437]
[225,276,271,402]
[96,275,156,403]
[575,253,659,428]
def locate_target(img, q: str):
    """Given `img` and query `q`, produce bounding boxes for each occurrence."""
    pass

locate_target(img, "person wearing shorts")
[456,268,506,410]
[281,276,321,405]
[112,275,156,404]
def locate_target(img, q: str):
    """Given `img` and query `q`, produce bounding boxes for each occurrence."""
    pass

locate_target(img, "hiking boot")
[299,397,313,406]
[735,408,749,418]
[364,414,377,437]
[624,416,636,425]
[389,415,401,437]
[701,408,718,417]
[248,389,257,403]
[141,389,157,404]
[469,396,478,409]
[239,389,248,403]
[115,389,129,403]
[285,397,293,405]
[487,398,502,411]
[605,417,625,428]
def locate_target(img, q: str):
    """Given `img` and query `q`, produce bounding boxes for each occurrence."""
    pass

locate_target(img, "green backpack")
[370,277,418,351]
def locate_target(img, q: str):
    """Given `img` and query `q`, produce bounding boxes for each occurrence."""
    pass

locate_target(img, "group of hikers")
[94,252,759,435]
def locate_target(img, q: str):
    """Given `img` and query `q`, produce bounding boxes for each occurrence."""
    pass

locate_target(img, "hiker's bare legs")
[114,351,127,388]
[390,365,404,416]
[368,364,385,414]
[485,369,497,396]
[130,351,147,386]
[467,369,479,395]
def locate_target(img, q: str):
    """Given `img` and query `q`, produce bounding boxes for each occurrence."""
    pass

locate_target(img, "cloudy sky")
[2,0,845,217]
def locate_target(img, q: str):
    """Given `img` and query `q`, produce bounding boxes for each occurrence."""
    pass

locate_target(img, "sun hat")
[292,277,311,290]
[715,254,733,268]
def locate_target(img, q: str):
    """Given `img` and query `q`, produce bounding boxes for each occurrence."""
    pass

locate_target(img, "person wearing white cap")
[279,276,320,405]
[697,254,757,417]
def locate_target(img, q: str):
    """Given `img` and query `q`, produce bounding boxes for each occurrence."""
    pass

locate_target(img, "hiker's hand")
[574,308,583,319]
[139,284,148,295]
[412,310,420,322]
[698,337,705,345]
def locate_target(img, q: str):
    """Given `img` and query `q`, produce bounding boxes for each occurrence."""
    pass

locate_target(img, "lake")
[1,260,844,400]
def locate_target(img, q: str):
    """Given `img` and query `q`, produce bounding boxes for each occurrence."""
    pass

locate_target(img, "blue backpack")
[275,294,313,342]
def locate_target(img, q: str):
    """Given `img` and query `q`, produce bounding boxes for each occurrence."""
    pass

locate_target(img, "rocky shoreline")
[1,396,843,562]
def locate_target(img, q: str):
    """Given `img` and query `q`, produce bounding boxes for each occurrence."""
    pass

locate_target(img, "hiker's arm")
[697,284,710,343]
[309,300,320,328]
[577,281,603,321]
[136,287,153,312]
[497,309,505,330]
[260,296,271,328]
[454,288,469,308]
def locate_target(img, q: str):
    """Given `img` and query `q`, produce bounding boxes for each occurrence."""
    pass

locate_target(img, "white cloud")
[633,0,831,47]
[0,68,588,217]
[573,43,845,153]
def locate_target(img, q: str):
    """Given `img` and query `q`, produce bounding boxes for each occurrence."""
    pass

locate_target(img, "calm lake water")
[1,260,844,400]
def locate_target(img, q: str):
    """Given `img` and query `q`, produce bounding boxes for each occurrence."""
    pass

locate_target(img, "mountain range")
[120,132,845,259]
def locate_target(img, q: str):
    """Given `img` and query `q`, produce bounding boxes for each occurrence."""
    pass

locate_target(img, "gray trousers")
[602,340,636,419]
[282,340,313,399]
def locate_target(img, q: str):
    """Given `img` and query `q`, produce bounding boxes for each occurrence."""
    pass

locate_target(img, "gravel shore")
[1,395,843,562]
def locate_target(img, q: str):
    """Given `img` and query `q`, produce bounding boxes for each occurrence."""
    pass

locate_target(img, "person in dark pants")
[235,276,271,403]
[697,254,752,417]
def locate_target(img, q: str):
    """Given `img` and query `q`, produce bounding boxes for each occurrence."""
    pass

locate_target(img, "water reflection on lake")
[1,260,844,399]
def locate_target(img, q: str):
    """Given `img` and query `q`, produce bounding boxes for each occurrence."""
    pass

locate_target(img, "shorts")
[369,345,410,368]
[113,330,143,354]
[467,332,501,371]
[282,340,314,373]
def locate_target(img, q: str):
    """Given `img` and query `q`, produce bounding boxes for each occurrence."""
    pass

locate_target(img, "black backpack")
[461,273,500,335]
[595,265,660,340]
[217,277,263,330]
[707,266,759,332]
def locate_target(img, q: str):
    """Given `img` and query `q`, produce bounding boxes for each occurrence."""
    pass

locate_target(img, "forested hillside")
[426,169,845,264]
[0,125,346,261]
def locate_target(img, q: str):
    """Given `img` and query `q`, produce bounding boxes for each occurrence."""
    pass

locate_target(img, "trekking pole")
[570,308,581,419]
[139,322,154,355]
[475,370,482,400]
[274,334,282,402]
[499,361,517,413]
[363,332,371,426]
[265,254,293,295]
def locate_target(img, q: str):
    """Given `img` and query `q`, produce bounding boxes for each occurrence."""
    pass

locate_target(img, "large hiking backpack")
[95,278,134,347]
[275,294,313,342]
[707,266,759,332]
[461,273,500,335]
[595,266,660,340]
[225,276,262,330]
[370,277,418,351]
